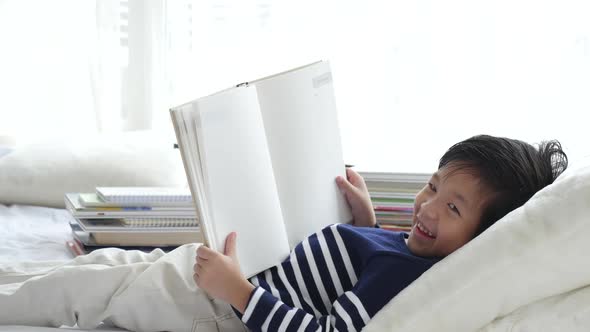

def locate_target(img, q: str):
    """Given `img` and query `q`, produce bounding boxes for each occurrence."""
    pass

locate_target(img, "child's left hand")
[336,168,376,228]
[193,232,255,312]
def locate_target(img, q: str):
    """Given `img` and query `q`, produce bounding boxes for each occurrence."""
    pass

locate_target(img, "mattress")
[0,204,126,332]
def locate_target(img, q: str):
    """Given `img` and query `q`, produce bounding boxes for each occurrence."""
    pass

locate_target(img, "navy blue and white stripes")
[237,223,439,332]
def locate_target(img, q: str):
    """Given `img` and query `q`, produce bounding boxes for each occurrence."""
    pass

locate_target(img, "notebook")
[65,193,197,219]
[70,222,201,246]
[96,187,193,205]
[76,218,200,232]
[123,217,198,227]
[79,193,194,208]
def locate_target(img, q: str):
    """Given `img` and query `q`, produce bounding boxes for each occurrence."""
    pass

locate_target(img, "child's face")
[407,165,491,258]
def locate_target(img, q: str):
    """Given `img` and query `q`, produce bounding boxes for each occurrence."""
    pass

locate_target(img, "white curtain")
[1,0,589,172]
[0,0,163,142]
[0,0,101,140]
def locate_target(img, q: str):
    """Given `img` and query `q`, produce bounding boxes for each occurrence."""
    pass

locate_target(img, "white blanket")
[0,245,245,332]
[0,205,125,331]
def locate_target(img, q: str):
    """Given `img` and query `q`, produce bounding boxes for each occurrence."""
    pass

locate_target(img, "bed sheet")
[0,204,127,332]
[0,204,74,263]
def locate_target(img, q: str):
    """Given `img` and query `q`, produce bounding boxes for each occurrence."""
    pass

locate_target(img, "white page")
[171,107,213,247]
[255,61,353,248]
[194,86,290,278]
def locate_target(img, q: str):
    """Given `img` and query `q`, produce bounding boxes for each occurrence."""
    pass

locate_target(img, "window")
[160,1,590,172]
[1,1,588,173]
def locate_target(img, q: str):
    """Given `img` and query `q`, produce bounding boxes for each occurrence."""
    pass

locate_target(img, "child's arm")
[195,234,428,331]
[239,254,421,331]
[195,236,379,331]
[336,168,376,227]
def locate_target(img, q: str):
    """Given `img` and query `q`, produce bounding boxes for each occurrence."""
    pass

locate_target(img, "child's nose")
[418,199,438,221]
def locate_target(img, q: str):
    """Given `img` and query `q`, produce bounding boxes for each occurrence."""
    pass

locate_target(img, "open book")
[170,61,352,277]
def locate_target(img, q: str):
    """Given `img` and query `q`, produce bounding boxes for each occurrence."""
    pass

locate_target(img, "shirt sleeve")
[239,254,426,332]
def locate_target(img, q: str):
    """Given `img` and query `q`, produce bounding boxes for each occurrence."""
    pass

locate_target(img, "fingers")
[196,245,214,260]
[193,273,204,286]
[224,232,238,258]
[193,262,202,286]
[193,258,205,286]
[193,261,205,273]
[195,245,212,281]
[336,174,357,195]
[345,168,364,186]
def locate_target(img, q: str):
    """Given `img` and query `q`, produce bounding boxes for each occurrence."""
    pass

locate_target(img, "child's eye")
[448,203,461,216]
[428,182,437,192]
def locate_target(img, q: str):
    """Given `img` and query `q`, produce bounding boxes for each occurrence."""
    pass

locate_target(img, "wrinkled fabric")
[0,245,246,332]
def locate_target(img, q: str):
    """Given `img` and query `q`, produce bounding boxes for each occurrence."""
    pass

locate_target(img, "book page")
[255,61,353,248]
[192,86,291,278]
[171,107,214,248]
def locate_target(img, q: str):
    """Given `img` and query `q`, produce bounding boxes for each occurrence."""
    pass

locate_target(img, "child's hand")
[336,168,377,228]
[193,232,255,312]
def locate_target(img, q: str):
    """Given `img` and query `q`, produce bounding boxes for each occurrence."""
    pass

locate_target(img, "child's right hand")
[336,168,376,228]
[193,233,255,312]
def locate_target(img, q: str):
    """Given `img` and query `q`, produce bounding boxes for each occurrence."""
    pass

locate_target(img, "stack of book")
[64,187,201,255]
[360,172,429,232]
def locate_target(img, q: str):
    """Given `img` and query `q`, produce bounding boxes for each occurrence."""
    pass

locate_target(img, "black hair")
[438,134,568,236]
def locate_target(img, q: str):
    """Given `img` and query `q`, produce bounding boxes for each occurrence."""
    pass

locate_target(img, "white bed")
[1,135,590,332]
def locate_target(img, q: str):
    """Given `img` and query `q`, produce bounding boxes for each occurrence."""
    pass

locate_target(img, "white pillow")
[0,131,188,208]
[364,162,590,332]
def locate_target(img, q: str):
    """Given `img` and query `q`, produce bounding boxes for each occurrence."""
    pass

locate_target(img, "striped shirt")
[235,223,439,331]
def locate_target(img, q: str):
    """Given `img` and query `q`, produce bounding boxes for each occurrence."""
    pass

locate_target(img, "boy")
[0,135,567,332]
[193,134,568,331]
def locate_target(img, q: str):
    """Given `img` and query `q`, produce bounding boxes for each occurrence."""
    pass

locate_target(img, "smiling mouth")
[415,221,436,239]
